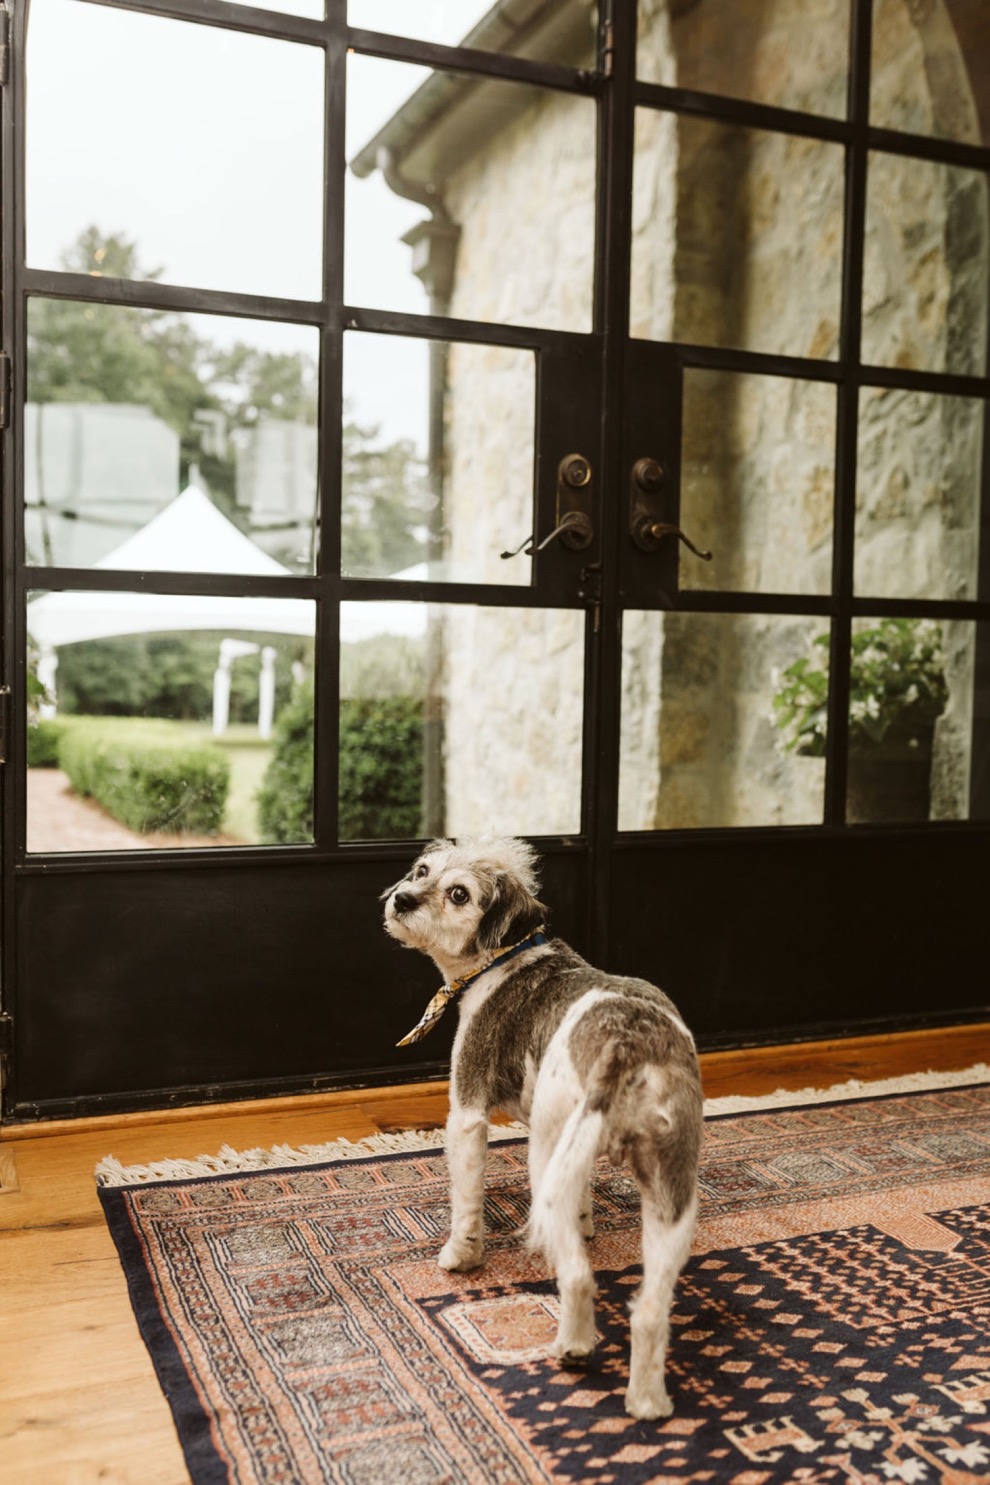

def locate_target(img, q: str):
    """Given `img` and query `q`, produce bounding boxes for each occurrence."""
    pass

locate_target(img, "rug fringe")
[95,1064,990,1189]
[702,1060,990,1116]
[95,1122,526,1189]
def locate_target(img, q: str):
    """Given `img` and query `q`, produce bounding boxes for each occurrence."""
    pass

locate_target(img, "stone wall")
[431,0,986,833]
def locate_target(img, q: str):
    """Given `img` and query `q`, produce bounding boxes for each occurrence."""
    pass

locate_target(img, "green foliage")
[58,720,230,836]
[256,678,315,844]
[256,680,425,843]
[26,719,64,767]
[773,619,948,756]
[55,632,302,722]
[341,415,431,577]
[339,634,426,699]
[339,697,425,841]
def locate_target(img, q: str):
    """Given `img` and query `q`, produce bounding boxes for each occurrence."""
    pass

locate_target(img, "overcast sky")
[26,0,494,443]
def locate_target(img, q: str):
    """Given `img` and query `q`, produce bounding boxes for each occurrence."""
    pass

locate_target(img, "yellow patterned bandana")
[396,930,548,1047]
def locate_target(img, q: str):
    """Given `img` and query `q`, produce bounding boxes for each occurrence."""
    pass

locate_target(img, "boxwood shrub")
[257,681,424,843]
[58,723,230,836]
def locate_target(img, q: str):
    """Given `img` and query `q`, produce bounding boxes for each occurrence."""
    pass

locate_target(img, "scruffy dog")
[383,837,703,1420]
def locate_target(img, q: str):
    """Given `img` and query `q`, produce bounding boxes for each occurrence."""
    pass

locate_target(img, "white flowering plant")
[772,618,948,757]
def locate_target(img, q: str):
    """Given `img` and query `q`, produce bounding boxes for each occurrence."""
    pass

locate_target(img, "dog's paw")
[438,1237,483,1272]
[579,1209,596,1240]
[624,1386,674,1421]
[551,1334,597,1368]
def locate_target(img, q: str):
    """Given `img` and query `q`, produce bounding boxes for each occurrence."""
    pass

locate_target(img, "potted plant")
[772,618,948,821]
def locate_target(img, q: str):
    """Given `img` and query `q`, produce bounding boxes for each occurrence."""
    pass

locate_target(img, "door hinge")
[0,354,10,429]
[0,6,9,89]
[0,686,10,764]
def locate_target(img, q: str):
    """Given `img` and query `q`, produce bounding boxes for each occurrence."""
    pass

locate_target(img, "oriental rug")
[98,1081,990,1485]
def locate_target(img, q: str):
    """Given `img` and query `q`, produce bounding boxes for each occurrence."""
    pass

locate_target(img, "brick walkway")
[26,769,237,853]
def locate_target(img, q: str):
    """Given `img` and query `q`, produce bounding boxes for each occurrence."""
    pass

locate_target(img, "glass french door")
[2,0,988,1119]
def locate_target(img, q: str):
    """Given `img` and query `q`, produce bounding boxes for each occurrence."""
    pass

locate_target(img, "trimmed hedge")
[257,682,424,843]
[58,723,230,836]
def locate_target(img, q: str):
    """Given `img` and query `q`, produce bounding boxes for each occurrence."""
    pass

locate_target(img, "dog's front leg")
[438,1105,488,1271]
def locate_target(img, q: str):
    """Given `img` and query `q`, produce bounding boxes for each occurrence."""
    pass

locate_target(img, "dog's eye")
[414,863,430,879]
[448,885,470,906]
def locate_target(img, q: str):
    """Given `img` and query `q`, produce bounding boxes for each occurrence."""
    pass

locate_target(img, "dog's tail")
[528,1097,604,1258]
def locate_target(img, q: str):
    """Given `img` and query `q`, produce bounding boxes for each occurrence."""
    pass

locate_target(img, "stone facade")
[422,0,987,832]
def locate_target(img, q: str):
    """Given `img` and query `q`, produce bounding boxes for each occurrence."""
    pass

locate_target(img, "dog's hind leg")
[624,1189,697,1420]
[438,1104,489,1271]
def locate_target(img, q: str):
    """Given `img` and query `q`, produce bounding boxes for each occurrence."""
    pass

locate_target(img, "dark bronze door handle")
[629,457,712,559]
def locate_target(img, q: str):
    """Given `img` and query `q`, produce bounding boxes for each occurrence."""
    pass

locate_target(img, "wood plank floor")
[1,1023,987,1485]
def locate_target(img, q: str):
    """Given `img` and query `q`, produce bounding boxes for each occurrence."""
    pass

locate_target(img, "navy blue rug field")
[98,1084,990,1484]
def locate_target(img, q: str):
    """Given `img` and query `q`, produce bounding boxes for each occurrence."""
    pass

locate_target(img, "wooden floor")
[1,1022,987,1485]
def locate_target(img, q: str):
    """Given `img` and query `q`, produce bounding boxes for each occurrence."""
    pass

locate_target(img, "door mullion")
[588,0,639,965]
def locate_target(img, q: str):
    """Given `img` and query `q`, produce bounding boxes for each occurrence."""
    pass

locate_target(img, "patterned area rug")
[98,1083,990,1484]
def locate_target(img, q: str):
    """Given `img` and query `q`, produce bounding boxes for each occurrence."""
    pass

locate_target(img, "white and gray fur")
[382,836,703,1421]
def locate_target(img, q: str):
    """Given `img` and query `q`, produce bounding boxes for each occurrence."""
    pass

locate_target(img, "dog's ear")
[476,872,547,953]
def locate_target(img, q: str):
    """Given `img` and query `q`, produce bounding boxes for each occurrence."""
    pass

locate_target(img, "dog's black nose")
[392,890,418,915]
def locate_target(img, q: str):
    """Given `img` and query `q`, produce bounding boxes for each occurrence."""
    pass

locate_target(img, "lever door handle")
[501,511,593,559]
[629,457,712,560]
[631,518,712,560]
[501,453,595,558]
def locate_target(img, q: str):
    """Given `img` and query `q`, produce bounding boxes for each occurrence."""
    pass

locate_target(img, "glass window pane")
[342,332,535,584]
[26,592,316,852]
[855,388,985,601]
[631,114,844,357]
[340,603,584,839]
[681,371,836,596]
[862,152,989,378]
[871,0,990,147]
[846,618,988,824]
[25,302,319,574]
[26,0,324,300]
[347,56,596,331]
[620,612,829,829]
[349,0,598,58]
[637,0,848,119]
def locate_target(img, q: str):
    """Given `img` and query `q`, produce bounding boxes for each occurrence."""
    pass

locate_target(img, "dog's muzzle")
[390,890,419,916]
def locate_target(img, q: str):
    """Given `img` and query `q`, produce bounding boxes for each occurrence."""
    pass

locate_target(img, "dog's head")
[382,837,547,974]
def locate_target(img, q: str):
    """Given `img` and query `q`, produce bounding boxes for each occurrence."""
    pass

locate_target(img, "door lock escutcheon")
[501,453,594,558]
[629,457,713,561]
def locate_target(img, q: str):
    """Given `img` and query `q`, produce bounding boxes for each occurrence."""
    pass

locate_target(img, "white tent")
[26,485,428,729]
[27,485,314,651]
[27,487,313,733]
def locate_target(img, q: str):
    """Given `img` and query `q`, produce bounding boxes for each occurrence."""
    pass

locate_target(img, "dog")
[382,836,703,1420]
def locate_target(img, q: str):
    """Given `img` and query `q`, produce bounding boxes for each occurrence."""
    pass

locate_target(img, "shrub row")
[256,682,424,843]
[58,723,230,837]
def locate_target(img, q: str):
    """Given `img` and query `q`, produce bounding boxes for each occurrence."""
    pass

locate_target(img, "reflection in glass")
[620,612,829,829]
[25,301,319,574]
[631,115,844,357]
[342,333,535,584]
[845,617,985,824]
[347,56,596,332]
[339,602,584,839]
[349,0,597,56]
[871,0,989,147]
[637,0,848,118]
[26,0,324,299]
[26,592,316,852]
[681,371,836,596]
[855,388,984,601]
[862,153,988,378]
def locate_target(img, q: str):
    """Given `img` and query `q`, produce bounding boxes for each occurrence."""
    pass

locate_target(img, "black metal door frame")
[1,0,988,1119]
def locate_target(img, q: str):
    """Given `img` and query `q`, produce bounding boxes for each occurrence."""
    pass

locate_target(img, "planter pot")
[846,730,934,824]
